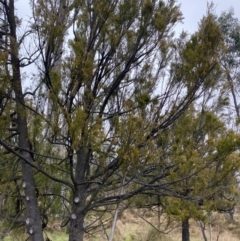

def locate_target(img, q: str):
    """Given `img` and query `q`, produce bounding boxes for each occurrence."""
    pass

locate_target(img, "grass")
[3,231,68,241]
[45,231,69,241]
[101,210,240,241]
[2,210,240,241]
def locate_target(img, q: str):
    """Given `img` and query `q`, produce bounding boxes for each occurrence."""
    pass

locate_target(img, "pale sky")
[177,0,240,33]
[16,1,240,34]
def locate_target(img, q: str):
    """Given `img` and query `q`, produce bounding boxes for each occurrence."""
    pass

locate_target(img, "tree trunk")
[209,213,212,241]
[68,205,85,241]
[227,73,240,118]
[18,117,43,241]
[182,218,190,241]
[199,220,208,241]
[109,176,126,241]
[68,147,90,241]
[6,1,44,240]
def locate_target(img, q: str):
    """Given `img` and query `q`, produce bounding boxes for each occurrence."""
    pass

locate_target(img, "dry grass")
[91,209,240,241]
[3,209,240,241]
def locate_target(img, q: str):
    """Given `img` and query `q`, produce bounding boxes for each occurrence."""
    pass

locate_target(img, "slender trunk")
[109,176,126,241]
[199,221,208,241]
[7,1,43,240]
[209,213,212,241]
[227,73,239,118]
[229,210,234,222]
[109,204,119,241]
[158,196,161,229]
[182,218,190,241]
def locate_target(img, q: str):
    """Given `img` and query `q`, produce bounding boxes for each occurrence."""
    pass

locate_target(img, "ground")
[3,208,240,241]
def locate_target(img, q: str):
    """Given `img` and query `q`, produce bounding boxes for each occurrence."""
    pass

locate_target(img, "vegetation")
[159,108,240,241]
[0,1,240,241]
[3,209,240,241]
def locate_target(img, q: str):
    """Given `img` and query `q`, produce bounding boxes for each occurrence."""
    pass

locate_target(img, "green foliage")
[180,14,222,88]
[160,106,240,229]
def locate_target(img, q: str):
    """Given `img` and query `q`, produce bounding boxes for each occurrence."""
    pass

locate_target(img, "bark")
[109,176,126,241]
[68,147,90,241]
[199,221,208,241]
[227,73,239,118]
[68,208,85,241]
[208,214,212,241]
[182,218,190,241]
[7,1,43,240]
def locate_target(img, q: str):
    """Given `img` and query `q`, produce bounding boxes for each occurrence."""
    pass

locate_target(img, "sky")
[177,0,240,33]
[15,1,240,34]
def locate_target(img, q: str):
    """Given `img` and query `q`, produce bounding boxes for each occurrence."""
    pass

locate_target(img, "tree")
[0,1,44,240]
[217,9,240,121]
[0,1,225,241]
[159,107,240,241]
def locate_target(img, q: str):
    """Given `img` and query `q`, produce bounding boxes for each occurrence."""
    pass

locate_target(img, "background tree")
[217,9,240,121]
[159,107,240,241]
